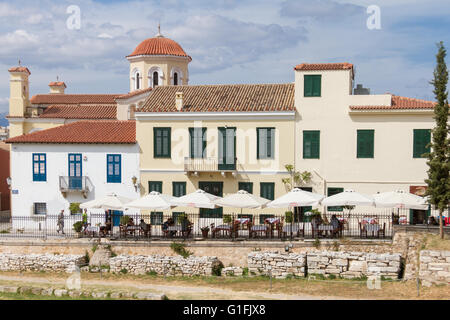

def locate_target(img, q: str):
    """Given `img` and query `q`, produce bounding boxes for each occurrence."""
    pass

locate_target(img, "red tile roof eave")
[7,141,136,145]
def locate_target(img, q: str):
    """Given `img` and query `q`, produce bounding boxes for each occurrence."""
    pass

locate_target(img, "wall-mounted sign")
[410,186,427,196]
[11,189,18,195]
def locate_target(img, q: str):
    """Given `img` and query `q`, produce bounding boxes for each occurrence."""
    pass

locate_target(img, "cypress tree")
[425,41,450,239]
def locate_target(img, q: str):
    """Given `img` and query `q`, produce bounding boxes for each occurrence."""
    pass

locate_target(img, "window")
[303,130,320,159]
[135,72,140,90]
[327,187,343,211]
[32,153,46,182]
[304,75,321,97]
[173,182,186,197]
[153,71,159,87]
[174,72,178,85]
[238,182,253,194]
[154,127,171,158]
[413,129,431,158]
[357,130,374,158]
[259,214,275,224]
[257,128,275,159]
[260,182,275,200]
[107,154,121,183]
[172,212,185,223]
[149,181,162,193]
[34,202,47,215]
[189,128,207,158]
[151,212,163,225]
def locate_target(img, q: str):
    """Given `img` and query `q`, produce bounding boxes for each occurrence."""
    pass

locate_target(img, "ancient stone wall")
[0,253,84,272]
[109,255,221,276]
[419,250,450,286]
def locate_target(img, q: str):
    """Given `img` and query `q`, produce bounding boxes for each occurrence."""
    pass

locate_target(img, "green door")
[218,127,236,170]
[199,181,223,218]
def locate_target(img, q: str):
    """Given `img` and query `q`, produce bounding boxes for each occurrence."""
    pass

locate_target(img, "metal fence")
[0,211,407,240]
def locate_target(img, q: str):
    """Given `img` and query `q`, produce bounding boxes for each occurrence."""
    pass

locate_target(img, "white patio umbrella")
[172,189,221,209]
[373,190,428,210]
[215,190,270,209]
[80,193,133,210]
[321,189,374,207]
[267,188,324,208]
[125,191,177,210]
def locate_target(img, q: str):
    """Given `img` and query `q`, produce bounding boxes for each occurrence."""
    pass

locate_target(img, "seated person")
[428,216,439,226]
[127,217,135,227]
[162,218,176,236]
[331,215,340,229]
[139,219,150,232]
[100,218,112,236]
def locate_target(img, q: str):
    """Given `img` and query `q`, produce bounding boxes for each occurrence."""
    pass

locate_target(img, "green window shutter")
[304,75,321,97]
[413,129,431,158]
[148,181,162,193]
[327,187,344,212]
[312,75,321,96]
[303,130,320,159]
[172,182,186,197]
[257,128,275,159]
[304,75,313,97]
[357,130,374,158]
[260,182,275,200]
[238,182,253,194]
[150,212,163,225]
[189,128,207,158]
[154,128,171,158]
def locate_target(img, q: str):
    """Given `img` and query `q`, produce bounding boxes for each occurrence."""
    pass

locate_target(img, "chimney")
[49,81,66,94]
[175,92,183,111]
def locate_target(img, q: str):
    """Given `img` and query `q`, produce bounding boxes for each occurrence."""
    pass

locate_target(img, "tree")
[425,41,450,239]
[281,164,311,191]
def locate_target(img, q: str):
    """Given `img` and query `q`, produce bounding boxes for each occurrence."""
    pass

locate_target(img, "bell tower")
[8,64,31,118]
[126,25,191,92]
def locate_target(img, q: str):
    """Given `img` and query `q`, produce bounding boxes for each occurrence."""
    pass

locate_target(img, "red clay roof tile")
[48,81,67,88]
[8,66,31,75]
[6,120,136,144]
[140,83,295,113]
[350,95,437,110]
[115,87,153,100]
[294,63,354,71]
[39,105,117,119]
[30,94,121,105]
[128,37,191,59]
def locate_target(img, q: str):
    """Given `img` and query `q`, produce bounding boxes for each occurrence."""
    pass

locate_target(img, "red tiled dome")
[128,36,191,59]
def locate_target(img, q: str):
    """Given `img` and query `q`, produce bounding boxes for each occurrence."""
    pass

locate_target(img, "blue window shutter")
[32,153,46,182]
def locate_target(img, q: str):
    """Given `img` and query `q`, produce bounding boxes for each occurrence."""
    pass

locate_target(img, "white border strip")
[135,111,295,121]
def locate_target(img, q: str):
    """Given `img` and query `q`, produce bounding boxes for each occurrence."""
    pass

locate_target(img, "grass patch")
[421,234,450,251]
[170,242,193,258]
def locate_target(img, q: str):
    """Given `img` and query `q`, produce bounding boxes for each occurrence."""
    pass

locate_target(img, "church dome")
[127,36,191,60]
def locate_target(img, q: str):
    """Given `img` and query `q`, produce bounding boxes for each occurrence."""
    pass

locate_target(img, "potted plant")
[223,214,232,225]
[201,226,210,238]
[285,211,293,223]
[73,221,83,237]
[120,215,131,226]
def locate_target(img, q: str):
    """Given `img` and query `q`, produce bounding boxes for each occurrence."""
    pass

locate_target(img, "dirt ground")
[0,271,448,300]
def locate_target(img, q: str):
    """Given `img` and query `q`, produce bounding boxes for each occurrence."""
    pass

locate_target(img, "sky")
[0,0,449,114]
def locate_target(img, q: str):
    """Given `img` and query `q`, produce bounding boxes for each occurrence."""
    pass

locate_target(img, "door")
[68,153,82,189]
[112,210,123,227]
[218,127,236,170]
[199,182,223,218]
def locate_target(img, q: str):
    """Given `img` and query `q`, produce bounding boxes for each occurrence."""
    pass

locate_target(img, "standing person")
[82,209,88,228]
[57,210,65,234]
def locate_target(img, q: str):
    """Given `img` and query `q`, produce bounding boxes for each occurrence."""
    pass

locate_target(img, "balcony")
[184,157,237,176]
[59,176,93,198]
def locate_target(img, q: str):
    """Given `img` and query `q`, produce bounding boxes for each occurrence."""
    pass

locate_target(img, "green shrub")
[0,230,10,234]
[92,244,98,253]
[332,241,340,251]
[242,267,249,276]
[170,242,192,258]
[212,262,224,276]
[73,221,83,233]
[84,250,90,264]
[313,238,321,249]
[327,274,337,280]
[146,271,158,276]
[120,268,128,274]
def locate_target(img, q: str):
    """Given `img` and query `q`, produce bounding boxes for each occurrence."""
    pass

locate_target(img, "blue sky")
[0,0,449,114]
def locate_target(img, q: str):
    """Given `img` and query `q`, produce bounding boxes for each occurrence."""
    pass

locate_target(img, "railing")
[0,212,410,240]
[59,176,93,193]
[184,157,237,172]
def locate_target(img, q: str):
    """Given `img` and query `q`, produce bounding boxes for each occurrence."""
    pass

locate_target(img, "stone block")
[54,289,68,297]
[3,286,19,293]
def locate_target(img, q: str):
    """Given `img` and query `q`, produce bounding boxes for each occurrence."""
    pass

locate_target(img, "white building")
[7,120,140,228]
